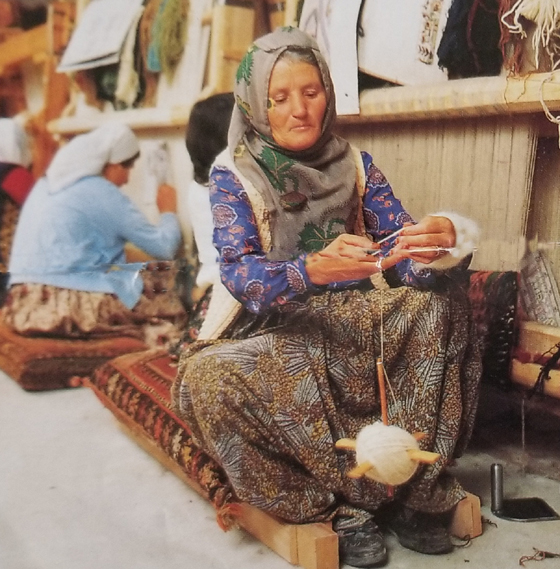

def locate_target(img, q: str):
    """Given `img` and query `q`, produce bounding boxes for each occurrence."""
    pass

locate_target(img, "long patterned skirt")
[173,287,481,524]
[1,266,188,348]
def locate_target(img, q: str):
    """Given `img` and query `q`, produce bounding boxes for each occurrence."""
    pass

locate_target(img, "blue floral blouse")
[210,151,437,314]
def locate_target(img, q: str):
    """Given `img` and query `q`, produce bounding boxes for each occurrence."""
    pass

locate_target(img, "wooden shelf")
[49,70,560,135]
[0,24,48,75]
[48,104,193,135]
[339,71,560,124]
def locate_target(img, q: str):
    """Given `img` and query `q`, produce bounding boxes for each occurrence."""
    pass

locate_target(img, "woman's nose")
[291,93,307,117]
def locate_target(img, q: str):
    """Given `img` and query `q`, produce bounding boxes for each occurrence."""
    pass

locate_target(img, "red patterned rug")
[88,349,234,514]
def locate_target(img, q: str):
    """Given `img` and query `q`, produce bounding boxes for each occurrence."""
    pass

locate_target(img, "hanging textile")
[148,0,189,82]
[115,7,145,108]
[437,0,503,78]
[419,0,446,64]
[139,0,164,106]
[498,0,525,74]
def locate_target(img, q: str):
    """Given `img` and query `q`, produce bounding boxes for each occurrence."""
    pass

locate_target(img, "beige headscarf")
[46,122,140,193]
[0,118,32,168]
[224,26,357,260]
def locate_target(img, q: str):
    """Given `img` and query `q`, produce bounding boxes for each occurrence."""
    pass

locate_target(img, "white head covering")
[0,118,32,168]
[46,122,140,192]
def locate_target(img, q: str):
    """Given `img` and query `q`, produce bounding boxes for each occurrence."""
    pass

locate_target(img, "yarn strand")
[378,287,407,429]
[335,275,443,487]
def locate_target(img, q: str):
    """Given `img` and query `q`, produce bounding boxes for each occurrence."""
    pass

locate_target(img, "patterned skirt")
[1,266,188,348]
[173,287,482,524]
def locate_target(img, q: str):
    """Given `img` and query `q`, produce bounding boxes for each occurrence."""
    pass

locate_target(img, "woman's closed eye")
[304,89,319,99]
[270,89,319,107]
[271,95,288,105]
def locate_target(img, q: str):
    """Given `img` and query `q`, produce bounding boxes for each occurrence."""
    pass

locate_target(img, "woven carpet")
[88,349,234,515]
[467,270,519,390]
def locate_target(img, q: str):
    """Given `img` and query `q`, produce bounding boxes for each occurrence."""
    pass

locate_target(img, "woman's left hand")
[391,216,455,265]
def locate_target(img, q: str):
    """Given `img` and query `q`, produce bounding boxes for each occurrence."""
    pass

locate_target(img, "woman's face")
[267,59,327,152]
[102,162,133,187]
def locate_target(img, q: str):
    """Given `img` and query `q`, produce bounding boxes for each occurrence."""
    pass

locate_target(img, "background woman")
[171,92,235,348]
[173,28,481,568]
[2,122,186,346]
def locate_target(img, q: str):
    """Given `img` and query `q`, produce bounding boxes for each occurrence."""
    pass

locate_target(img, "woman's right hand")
[156,183,177,213]
[304,234,403,286]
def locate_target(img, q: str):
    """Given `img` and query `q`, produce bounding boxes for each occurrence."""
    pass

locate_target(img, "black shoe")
[385,506,453,555]
[337,519,388,568]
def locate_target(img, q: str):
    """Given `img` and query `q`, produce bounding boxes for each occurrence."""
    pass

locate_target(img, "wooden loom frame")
[0,2,75,177]
[512,321,560,408]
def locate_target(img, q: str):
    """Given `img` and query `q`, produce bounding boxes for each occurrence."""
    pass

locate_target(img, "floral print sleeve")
[361,151,438,288]
[210,155,440,315]
[210,166,320,314]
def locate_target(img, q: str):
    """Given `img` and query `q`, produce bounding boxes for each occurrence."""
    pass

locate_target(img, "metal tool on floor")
[490,463,560,522]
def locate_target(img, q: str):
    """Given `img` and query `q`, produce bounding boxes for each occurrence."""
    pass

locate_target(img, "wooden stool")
[86,349,482,569]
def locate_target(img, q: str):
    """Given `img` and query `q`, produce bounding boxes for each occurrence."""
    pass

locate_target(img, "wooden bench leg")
[234,503,298,564]
[296,523,339,569]
[235,505,339,569]
[449,492,483,540]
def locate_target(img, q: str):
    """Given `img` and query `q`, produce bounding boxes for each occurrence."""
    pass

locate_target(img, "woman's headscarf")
[226,27,357,258]
[46,122,140,193]
[0,118,32,168]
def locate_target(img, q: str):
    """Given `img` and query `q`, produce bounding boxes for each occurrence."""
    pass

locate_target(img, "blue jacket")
[8,175,181,308]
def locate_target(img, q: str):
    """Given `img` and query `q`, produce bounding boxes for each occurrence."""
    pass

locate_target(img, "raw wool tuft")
[414,211,480,271]
[355,422,421,486]
[501,0,560,69]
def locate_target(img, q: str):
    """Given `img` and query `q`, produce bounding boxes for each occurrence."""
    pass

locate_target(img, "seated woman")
[172,28,481,569]
[0,118,34,274]
[173,92,235,345]
[2,122,187,346]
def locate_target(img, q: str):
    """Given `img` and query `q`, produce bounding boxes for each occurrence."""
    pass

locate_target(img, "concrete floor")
[1,372,559,569]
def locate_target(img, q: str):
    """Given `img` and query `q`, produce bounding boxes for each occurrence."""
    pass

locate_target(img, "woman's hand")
[390,216,455,265]
[156,183,177,214]
[304,233,403,286]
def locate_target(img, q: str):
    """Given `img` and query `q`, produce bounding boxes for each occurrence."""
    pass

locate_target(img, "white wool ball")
[355,422,420,486]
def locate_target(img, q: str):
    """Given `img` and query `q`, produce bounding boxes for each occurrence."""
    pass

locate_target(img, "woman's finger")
[321,234,379,258]
[397,233,453,249]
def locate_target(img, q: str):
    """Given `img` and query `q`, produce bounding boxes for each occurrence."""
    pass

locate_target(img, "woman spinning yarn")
[173,27,481,568]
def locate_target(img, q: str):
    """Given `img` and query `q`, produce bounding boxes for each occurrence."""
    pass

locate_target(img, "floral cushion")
[0,322,147,391]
